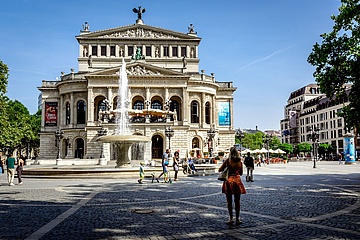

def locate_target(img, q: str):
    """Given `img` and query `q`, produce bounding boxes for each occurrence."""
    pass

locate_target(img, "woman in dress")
[218,147,246,225]
[173,151,180,181]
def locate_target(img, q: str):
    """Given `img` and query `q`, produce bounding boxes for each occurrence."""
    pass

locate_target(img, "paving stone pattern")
[0,162,359,239]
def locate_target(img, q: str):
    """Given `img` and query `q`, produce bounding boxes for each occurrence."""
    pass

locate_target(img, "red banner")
[45,102,58,126]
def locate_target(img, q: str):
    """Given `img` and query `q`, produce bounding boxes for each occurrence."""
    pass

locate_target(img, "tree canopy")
[308,0,360,132]
[0,60,40,156]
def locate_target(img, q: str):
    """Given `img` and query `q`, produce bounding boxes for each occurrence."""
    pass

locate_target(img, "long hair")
[229,147,241,162]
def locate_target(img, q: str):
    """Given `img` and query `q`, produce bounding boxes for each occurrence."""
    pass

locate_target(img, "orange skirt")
[222,175,246,195]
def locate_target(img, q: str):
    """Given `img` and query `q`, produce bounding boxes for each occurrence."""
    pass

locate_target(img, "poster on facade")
[45,102,58,126]
[289,110,297,128]
[218,102,230,126]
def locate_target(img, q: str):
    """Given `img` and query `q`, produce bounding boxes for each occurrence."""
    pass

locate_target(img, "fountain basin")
[97,135,151,167]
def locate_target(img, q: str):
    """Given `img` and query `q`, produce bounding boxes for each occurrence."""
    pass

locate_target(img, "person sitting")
[188,157,197,174]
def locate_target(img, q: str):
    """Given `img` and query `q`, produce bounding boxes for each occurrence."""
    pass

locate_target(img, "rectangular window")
[338,139,343,149]
[338,129,343,137]
[338,119,342,127]
[181,47,186,57]
[146,46,151,56]
[163,46,169,57]
[110,46,116,56]
[172,47,178,57]
[101,46,106,56]
[92,46,98,56]
[128,46,134,56]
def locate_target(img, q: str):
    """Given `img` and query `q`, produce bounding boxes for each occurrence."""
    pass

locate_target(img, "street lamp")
[207,126,216,157]
[165,126,174,152]
[263,134,271,163]
[235,129,244,150]
[97,127,108,165]
[308,126,320,168]
[55,128,64,165]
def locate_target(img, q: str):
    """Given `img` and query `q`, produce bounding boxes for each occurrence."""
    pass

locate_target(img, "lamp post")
[207,126,216,157]
[263,134,271,163]
[308,126,320,168]
[235,129,244,150]
[55,128,64,165]
[97,127,108,165]
[165,126,174,154]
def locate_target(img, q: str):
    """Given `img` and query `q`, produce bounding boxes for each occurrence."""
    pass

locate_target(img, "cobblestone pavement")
[0,161,360,240]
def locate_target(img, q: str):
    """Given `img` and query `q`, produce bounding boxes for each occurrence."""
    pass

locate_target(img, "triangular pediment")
[86,62,188,78]
[76,24,201,41]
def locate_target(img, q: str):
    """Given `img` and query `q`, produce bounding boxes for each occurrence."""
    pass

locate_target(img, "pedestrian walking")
[256,154,261,167]
[0,156,4,186]
[16,157,25,185]
[173,151,180,181]
[156,149,170,182]
[6,154,16,186]
[138,162,145,184]
[218,147,246,225]
[338,152,343,164]
[244,152,254,182]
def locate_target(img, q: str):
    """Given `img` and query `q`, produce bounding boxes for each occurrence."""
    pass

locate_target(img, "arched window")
[134,100,144,110]
[98,100,106,111]
[191,101,199,123]
[152,100,162,110]
[77,100,86,124]
[65,102,70,125]
[205,102,211,124]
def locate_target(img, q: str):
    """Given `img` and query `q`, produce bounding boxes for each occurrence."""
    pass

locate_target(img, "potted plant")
[214,156,220,164]
[283,155,288,164]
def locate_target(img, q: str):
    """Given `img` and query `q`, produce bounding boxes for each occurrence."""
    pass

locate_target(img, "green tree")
[278,143,294,154]
[295,142,313,155]
[0,100,33,154]
[269,136,281,150]
[308,0,360,132]
[241,132,264,150]
[0,59,9,96]
[318,143,333,159]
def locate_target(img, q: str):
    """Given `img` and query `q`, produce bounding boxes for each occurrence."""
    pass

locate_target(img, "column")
[70,93,74,127]
[87,87,94,125]
[107,87,112,110]
[59,95,63,126]
[201,92,206,128]
[229,98,234,130]
[182,87,188,123]
[212,96,216,127]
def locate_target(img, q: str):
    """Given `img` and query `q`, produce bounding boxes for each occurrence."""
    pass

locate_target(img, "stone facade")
[280,83,359,157]
[36,16,237,165]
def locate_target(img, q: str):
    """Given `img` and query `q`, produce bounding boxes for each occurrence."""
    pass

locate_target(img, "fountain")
[97,59,150,167]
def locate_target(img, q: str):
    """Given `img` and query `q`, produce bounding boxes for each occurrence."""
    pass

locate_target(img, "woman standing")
[173,151,180,181]
[218,147,246,225]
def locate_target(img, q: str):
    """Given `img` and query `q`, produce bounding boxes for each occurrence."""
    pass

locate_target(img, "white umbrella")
[274,149,286,154]
[259,148,268,153]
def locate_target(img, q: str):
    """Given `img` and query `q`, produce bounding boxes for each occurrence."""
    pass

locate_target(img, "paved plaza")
[0,161,360,240]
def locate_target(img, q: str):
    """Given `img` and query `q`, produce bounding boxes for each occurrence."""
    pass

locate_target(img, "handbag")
[217,167,229,181]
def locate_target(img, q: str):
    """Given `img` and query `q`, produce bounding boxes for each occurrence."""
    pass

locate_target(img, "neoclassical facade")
[36,14,237,165]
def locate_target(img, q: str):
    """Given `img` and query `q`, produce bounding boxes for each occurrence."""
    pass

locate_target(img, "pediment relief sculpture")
[121,66,161,76]
[99,28,180,39]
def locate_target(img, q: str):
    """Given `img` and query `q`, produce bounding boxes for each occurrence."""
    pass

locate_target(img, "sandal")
[226,219,234,225]
[236,219,243,225]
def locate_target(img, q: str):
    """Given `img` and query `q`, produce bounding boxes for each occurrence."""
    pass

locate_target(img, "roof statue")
[188,24,197,35]
[133,6,146,24]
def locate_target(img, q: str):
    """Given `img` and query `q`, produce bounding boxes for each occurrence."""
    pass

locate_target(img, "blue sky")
[0,0,341,131]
